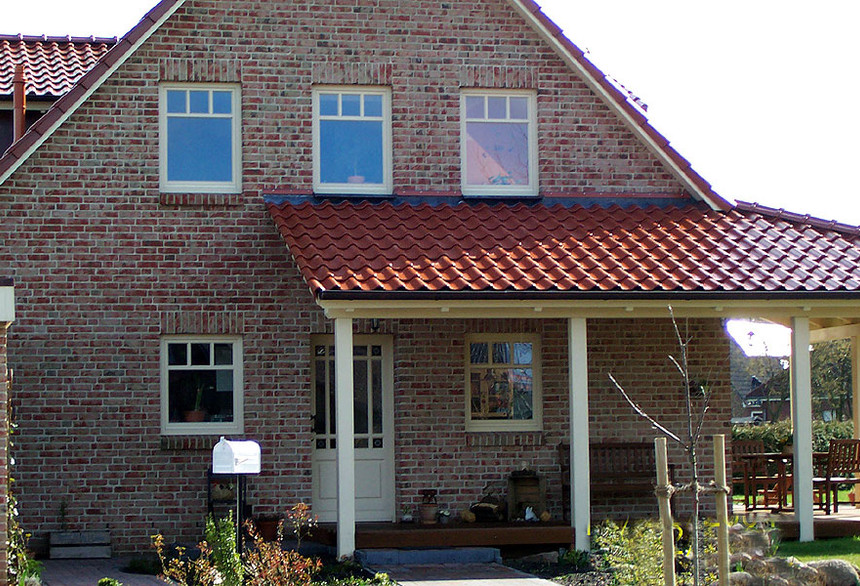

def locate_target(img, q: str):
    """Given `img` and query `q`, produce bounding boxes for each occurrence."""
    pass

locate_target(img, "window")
[465,334,542,431]
[159,84,241,193]
[313,87,392,194]
[161,337,243,434]
[461,90,537,197]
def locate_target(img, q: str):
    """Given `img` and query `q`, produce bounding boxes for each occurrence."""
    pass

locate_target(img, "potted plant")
[183,385,206,422]
[419,489,438,525]
[253,513,282,542]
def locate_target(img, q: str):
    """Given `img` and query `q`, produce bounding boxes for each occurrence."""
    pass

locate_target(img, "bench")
[559,441,676,520]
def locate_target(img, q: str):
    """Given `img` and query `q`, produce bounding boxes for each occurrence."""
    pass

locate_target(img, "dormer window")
[313,87,392,195]
[159,84,242,194]
[461,90,538,197]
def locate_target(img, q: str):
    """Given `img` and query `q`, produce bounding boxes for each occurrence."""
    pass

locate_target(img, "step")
[356,546,501,566]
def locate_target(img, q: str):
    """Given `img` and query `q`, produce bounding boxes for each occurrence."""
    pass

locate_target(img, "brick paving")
[41,558,164,586]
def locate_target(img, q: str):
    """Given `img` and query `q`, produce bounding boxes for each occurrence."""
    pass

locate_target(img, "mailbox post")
[212,437,261,552]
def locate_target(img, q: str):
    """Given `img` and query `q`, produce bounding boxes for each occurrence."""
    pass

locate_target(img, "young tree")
[609,308,713,586]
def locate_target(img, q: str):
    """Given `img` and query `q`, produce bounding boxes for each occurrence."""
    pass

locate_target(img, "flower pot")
[255,519,280,541]
[183,410,206,422]
[419,503,438,525]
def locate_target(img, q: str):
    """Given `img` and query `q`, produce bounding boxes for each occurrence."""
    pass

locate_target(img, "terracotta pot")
[255,519,280,541]
[183,410,206,422]
[419,503,438,524]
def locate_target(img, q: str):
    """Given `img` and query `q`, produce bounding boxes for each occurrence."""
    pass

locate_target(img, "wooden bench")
[559,441,676,520]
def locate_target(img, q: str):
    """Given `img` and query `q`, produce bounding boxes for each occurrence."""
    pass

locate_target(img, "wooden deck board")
[311,522,574,549]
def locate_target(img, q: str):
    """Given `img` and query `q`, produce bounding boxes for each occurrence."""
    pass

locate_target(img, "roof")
[0,35,116,97]
[266,199,860,300]
[0,0,726,211]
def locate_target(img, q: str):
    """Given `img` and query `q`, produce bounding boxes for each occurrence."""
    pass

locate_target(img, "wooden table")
[741,451,828,513]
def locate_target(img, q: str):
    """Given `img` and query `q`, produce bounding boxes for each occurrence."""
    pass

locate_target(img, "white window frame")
[460,89,538,198]
[159,83,242,194]
[465,333,542,432]
[312,86,393,195]
[160,335,244,435]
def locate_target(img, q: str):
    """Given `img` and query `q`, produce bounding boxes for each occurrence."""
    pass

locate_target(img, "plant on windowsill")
[183,386,206,423]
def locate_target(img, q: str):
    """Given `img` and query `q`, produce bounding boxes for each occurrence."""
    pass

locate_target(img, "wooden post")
[790,317,814,541]
[655,437,676,586]
[334,317,356,558]
[713,435,730,586]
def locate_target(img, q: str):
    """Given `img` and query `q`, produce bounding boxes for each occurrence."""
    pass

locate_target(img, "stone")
[808,559,860,586]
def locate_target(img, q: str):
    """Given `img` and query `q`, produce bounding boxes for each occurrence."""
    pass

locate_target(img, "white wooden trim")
[464,332,542,432]
[320,298,860,321]
[0,0,189,186]
[460,89,538,197]
[568,317,590,551]
[852,337,860,503]
[158,83,242,194]
[312,86,392,195]
[809,323,860,343]
[0,287,14,323]
[790,317,814,541]
[159,336,244,436]
[334,318,356,558]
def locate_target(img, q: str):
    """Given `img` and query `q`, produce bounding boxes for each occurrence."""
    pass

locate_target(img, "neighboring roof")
[266,198,860,299]
[0,0,726,211]
[0,35,116,97]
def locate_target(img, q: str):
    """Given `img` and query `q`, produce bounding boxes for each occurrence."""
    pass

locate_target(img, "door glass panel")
[354,360,369,434]
[328,360,336,433]
[314,360,327,434]
[372,360,382,434]
[354,345,368,356]
[355,438,369,449]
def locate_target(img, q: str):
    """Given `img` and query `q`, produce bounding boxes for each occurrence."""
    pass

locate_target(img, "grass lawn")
[778,536,860,567]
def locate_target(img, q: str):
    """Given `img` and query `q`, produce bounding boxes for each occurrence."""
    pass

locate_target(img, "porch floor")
[733,503,860,539]
[311,521,574,552]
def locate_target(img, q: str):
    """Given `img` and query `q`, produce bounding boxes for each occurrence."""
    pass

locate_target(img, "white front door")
[311,335,394,522]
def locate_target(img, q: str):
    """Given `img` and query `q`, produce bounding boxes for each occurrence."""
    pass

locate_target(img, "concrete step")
[356,547,501,566]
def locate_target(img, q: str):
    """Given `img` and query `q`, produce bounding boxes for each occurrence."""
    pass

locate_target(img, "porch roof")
[266,198,860,301]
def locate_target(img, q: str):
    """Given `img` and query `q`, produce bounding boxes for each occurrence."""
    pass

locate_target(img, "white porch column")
[334,318,356,558]
[852,337,860,502]
[790,317,814,541]
[568,317,591,551]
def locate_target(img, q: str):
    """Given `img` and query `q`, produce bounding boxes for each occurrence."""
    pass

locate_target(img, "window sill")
[160,434,228,451]
[160,192,244,207]
[466,431,544,447]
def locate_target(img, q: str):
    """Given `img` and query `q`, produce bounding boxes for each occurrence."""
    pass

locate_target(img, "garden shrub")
[732,420,853,453]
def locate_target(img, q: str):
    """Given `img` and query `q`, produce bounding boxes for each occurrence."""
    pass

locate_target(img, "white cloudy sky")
[3,1,859,225]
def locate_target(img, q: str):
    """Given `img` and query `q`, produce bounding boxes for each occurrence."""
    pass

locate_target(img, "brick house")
[1,0,859,558]
[0,279,13,582]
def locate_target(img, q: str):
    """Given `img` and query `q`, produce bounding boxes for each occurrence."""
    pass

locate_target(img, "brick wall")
[0,325,7,583]
[0,0,724,554]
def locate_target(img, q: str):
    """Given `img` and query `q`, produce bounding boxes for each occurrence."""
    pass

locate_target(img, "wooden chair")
[813,439,860,514]
[731,439,775,510]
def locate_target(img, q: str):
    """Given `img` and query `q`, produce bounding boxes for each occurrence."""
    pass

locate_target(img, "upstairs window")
[161,337,243,435]
[465,334,542,432]
[461,90,537,197]
[159,84,241,194]
[313,87,392,195]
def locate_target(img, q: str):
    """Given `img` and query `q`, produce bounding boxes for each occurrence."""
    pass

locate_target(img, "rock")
[808,559,860,586]
[517,551,559,564]
[731,551,753,570]
[726,571,760,585]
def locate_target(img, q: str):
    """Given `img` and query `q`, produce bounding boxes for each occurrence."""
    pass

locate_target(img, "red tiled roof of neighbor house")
[266,199,860,299]
[0,35,116,97]
[0,0,728,212]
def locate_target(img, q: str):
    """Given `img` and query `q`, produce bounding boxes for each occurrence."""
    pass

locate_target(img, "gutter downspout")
[12,64,27,142]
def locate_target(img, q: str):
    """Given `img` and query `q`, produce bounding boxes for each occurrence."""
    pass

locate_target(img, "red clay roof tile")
[267,200,860,298]
[0,35,115,97]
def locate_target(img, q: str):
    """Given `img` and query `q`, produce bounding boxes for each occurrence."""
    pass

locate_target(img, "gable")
[0,0,724,208]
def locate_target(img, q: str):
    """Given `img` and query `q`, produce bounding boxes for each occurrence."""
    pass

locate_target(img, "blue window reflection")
[320,120,383,184]
[167,118,233,182]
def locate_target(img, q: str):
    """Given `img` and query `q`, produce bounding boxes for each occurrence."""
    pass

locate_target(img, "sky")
[2,1,859,225]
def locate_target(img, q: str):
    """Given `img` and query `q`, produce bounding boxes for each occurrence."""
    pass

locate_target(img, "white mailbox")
[212,437,261,475]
